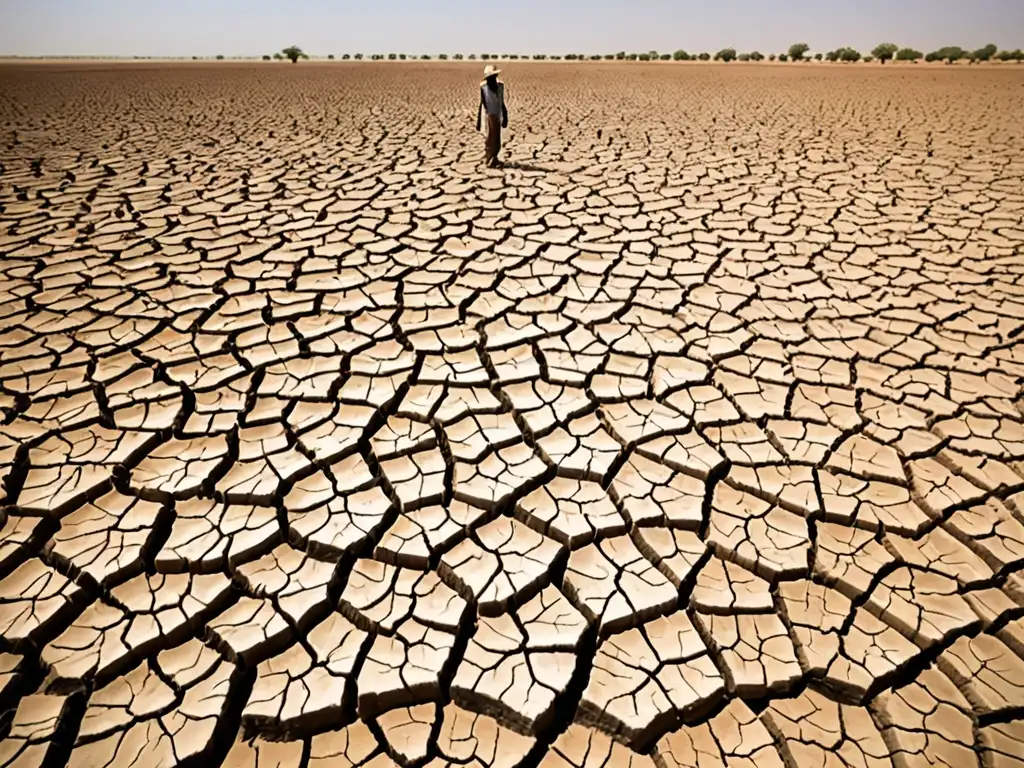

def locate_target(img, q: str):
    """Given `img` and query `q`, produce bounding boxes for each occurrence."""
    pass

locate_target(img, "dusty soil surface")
[1,61,1024,768]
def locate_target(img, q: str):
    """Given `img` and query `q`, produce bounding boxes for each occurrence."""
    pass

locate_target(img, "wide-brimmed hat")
[481,64,501,84]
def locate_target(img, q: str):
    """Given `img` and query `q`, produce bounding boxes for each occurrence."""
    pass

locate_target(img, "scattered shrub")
[673,50,689,61]
[262,54,271,61]
[354,53,363,60]
[439,53,449,60]
[627,53,639,60]
[714,48,737,61]
[604,53,615,60]
[778,53,788,62]
[697,52,710,61]
[871,42,898,62]
[788,42,809,60]
[750,51,764,61]
[591,54,603,60]
[454,53,463,60]
[421,54,431,60]
[638,53,651,61]
[863,56,874,63]
[481,53,490,60]
[615,52,626,60]
[533,54,547,60]
[813,52,822,60]
[327,54,334,60]
[399,53,407,60]
[659,53,671,60]
[342,54,351,60]
[895,47,921,61]
[216,54,225,60]
[738,52,750,61]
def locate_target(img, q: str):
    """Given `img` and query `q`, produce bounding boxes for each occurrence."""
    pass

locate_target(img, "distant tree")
[839,47,861,62]
[327,54,335,60]
[824,49,839,62]
[659,53,671,60]
[750,51,764,61]
[481,53,490,60]
[872,43,898,63]
[813,52,823,60]
[454,53,463,60]
[388,53,396,60]
[863,56,874,63]
[399,53,407,60]
[895,47,921,61]
[216,54,225,60]
[421,54,431,60]
[778,53,788,62]
[648,50,659,59]
[1013,50,1024,61]
[768,53,776,61]
[628,53,639,60]
[927,46,966,63]
[282,46,307,64]
[354,53,363,60]
[342,53,351,60]
[615,51,626,60]
[468,54,476,59]
[550,55,561,60]
[273,52,284,60]
[533,54,547,60]
[638,53,651,61]
[788,42,809,60]
[510,54,519,60]
[714,48,737,61]
[262,54,271,61]
[604,53,615,60]
[673,49,689,60]
[972,43,997,61]
[439,53,449,60]
[738,52,751,61]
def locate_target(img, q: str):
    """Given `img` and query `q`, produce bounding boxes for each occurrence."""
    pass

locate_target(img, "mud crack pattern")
[1,62,1024,768]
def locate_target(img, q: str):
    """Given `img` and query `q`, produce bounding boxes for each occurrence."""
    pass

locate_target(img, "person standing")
[476,65,508,168]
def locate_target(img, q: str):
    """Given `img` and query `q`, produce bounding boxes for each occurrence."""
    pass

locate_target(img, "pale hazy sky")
[1,0,1021,58]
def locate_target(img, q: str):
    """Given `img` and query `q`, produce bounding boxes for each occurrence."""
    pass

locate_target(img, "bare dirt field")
[1,61,1024,767]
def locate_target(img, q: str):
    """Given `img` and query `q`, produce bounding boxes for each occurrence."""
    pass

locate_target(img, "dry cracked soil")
[0,60,1023,768]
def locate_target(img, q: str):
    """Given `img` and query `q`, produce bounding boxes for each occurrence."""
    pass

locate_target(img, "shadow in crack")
[501,161,553,172]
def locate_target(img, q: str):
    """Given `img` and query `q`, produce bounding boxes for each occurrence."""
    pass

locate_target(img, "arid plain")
[1,61,1024,768]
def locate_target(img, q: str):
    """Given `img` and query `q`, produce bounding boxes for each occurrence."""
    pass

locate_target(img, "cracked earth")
[1,60,1023,767]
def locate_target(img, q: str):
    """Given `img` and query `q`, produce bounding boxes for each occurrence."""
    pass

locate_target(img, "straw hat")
[481,64,501,84]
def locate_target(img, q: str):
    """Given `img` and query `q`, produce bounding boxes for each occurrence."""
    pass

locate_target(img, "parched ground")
[1,60,1024,768]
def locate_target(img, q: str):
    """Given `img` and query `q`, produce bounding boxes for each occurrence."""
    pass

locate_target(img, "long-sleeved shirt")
[481,82,504,117]
[477,82,507,131]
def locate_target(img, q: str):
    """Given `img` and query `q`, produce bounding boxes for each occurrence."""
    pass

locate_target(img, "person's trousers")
[485,114,501,166]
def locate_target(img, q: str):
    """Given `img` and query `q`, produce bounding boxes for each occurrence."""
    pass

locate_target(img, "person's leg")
[485,114,500,166]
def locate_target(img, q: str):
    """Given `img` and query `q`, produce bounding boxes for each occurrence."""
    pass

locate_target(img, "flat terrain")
[1,61,1024,768]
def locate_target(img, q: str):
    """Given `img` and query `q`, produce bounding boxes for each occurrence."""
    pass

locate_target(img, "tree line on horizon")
[234,43,1024,64]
